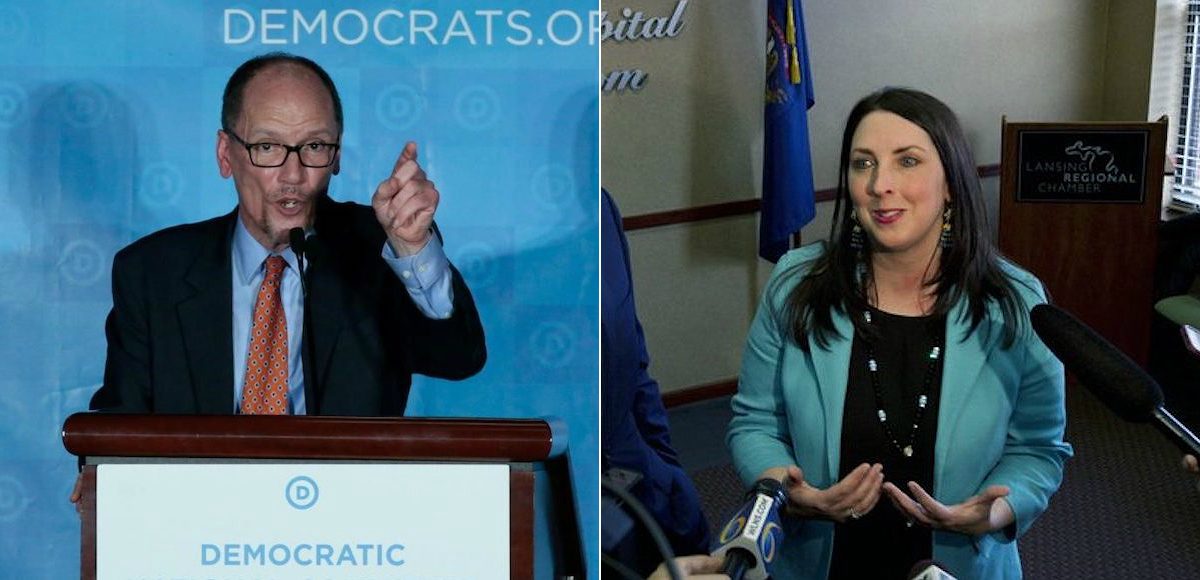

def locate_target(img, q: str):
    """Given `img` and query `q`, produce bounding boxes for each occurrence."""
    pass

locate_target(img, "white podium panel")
[96,463,509,580]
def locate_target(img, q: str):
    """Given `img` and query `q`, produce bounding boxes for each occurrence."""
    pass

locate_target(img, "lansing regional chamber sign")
[1016,130,1148,203]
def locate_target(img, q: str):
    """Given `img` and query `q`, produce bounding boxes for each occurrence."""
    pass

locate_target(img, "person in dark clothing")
[602,189,711,576]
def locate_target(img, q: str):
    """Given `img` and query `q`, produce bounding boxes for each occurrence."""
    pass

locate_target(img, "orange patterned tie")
[240,255,289,414]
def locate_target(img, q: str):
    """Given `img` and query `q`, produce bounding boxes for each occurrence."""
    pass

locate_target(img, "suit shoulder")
[763,242,827,304]
[114,214,231,264]
[997,257,1048,302]
[321,196,376,222]
[770,242,827,284]
[777,242,827,269]
[316,197,383,240]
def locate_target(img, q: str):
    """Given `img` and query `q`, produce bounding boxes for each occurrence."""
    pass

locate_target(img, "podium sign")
[96,463,509,580]
[999,119,1167,366]
[1015,129,1149,203]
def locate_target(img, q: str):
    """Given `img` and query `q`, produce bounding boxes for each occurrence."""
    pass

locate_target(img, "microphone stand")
[289,228,319,415]
[1154,406,1200,456]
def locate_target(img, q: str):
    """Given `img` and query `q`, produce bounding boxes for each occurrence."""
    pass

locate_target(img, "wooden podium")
[998,119,1167,365]
[62,413,584,580]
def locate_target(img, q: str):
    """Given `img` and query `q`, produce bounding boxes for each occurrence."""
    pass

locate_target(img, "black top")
[828,307,946,580]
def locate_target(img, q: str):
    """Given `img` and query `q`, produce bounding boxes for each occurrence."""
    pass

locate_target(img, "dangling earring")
[850,211,867,285]
[849,211,865,251]
[940,206,953,250]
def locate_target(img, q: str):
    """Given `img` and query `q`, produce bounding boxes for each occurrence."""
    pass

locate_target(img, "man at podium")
[88,52,486,417]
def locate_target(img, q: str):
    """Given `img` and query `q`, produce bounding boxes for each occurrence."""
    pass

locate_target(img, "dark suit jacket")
[91,195,486,415]
[600,190,710,567]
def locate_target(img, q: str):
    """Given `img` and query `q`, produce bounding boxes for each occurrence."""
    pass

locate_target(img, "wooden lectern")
[62,413,584,579]
[998,119,1167,365]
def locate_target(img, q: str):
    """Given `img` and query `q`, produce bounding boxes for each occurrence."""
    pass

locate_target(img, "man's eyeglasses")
[225,130,340,168]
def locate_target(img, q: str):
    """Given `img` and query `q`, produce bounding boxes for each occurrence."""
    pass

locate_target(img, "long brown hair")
[779,87,1026,349]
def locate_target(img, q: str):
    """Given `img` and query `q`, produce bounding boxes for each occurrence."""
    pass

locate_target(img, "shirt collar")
[232,213,301,284]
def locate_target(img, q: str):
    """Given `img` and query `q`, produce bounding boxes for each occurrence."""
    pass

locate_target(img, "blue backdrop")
[0,2,598,577]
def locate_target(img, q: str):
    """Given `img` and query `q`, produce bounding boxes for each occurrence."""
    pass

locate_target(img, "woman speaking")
[727,88,1072,579]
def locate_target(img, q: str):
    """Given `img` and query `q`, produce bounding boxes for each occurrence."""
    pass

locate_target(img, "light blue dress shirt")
[231,215,454,414]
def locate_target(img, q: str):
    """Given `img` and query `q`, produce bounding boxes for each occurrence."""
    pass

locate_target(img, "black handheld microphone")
[1030,304,1200,456]
[711,478,786,580]
[288,227,308,295]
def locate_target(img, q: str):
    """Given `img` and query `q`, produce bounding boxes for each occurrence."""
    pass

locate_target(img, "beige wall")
[602,0,1156,393]
[603,1,766,215]
[1102,0,1155,121]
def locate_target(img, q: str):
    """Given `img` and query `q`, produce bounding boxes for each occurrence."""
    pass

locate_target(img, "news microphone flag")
[761,0,816,263]
[712,479,786,580]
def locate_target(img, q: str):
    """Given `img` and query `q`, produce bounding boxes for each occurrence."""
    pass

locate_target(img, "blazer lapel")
[303,248,350,416]
[304,197,355,415]
[177,213,236,414]
[810,308,855,482]
[934,300,1003,494]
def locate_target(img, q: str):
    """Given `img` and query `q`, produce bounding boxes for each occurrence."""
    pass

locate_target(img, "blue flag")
[761,0,816,262]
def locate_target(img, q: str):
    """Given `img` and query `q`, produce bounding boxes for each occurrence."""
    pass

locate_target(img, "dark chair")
[1150,212,1200,424]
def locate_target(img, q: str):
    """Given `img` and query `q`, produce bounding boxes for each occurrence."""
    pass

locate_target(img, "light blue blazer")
[728,244,1072,580]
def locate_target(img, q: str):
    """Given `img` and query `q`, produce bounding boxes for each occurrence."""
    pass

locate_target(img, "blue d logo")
[285,476,319,510]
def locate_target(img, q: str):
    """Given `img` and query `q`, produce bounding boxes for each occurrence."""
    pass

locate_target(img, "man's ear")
[216,130,233,179]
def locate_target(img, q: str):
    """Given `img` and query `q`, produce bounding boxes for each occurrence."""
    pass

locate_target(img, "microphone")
[711,478,786,580]
[288,227,308,294]
[907,559,958,580]
[1029,304,1200,455]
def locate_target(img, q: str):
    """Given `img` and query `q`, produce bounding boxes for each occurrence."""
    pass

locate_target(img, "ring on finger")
[848,509,862,520]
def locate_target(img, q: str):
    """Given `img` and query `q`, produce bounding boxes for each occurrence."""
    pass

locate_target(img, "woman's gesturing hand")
[883,481,1014,535]
[778,463,885,523]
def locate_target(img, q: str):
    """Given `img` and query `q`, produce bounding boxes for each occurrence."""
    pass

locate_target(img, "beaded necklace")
[862,309,942,458]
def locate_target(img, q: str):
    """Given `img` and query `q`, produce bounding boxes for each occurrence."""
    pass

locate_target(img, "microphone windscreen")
[288,227,306,254]
[1030,304,1163,422]
[750,477,786,502]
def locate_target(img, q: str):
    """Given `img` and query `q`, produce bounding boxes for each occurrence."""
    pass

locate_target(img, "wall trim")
[661,378,737,408]
[622,163,1001,232]
[623,199,762,231]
